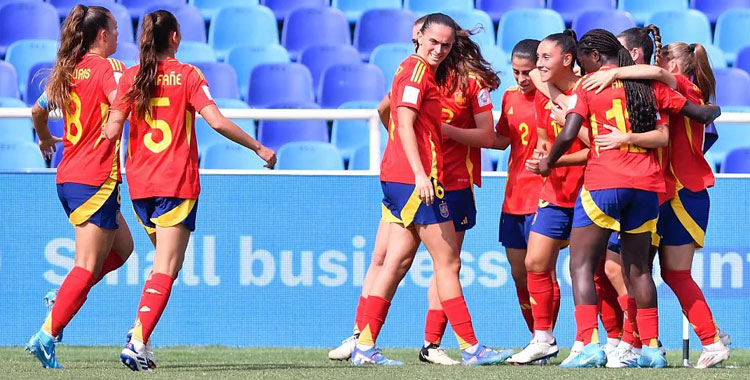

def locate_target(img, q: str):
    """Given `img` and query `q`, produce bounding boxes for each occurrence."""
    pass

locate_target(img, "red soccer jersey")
[113,59,215,200]
[380,55,443,184]
[56,54,125,186]
[496,86,544,214]
[440,73,493,190]
[535,86,587,208]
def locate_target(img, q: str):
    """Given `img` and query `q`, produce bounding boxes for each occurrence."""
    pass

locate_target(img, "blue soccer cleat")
[559,343,606,368]
[25,330,62,369]
[120,342,152,372]
[351,346,403,366]
[43,289,63,343]
[637,346,667,368]
[126,329,156,369]
[462,345,514,366]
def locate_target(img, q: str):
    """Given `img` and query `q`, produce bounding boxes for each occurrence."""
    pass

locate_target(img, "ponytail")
[646,24,662,65]
[618,25,659,64]
[543,29,578,69]
[663,42,716,103]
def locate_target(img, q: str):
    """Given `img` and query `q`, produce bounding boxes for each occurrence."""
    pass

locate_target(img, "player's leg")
[499,212,534,335]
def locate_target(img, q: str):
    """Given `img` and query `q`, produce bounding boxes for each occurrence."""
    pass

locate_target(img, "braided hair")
[577,29,658,133]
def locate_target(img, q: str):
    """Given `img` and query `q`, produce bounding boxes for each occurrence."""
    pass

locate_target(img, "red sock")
[617,295,635,346]
[43,266,94,337]
[551,280,561,329]
[442,296,478,350]
[131,273,175,345]
[357,296,390,346]
[628,297,642,348]
[353,296,367,333]
[527,271,553,330]
[575,304,599,345]
[597,276,623,339]
[515,286,534,334]
[662,269,719,345]
[94,250,125,284]
[636,307,659,347]
[424,309,448,345]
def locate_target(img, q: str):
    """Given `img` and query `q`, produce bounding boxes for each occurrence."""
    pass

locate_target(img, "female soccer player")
[25,5,134,369]
[102,10,275,371]
[350,13,509,366]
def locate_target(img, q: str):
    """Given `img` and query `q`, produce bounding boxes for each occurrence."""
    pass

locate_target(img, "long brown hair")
[617,24,661,65]
[661,42,716,103]
[47,5,111,113]
[124,10,180,120]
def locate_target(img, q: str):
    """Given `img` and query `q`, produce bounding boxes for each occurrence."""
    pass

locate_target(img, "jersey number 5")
[144,97,172,154]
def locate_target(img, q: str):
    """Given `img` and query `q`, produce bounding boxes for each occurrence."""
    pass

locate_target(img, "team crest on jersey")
[454,91,467,106]
[439,201,450,218]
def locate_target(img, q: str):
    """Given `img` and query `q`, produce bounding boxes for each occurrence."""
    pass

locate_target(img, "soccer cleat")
[419,344,460,365]
[695,344,730,369]
[605,344,639,368]
[43,289,63,343]
[560,340,583,366]
[507,339,559,364]
[462,345,513,366]
[120,342,152,372]
[658,339,667,354]
[126,330,156,369]
[351,346,403,366]
[636,346,667,368]
[602,342,618,357]
[559,343,606,368]
[25,330,62,369]
[328,334,357,361]
[719,330,731,346]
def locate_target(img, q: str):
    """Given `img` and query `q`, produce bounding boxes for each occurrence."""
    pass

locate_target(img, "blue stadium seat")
[112,41,138,62]
[318,63,385,108]
[24,61,53,106]
[5,39,58,99]
[175,41,217,63]
[714,9,750,65]
[548,0,615,24]
[573,9,636,37]
[348,144,371,170]
[647,10,712,46]
[190,0,259,21]
[405,0,474,16]
[481,44,509,68]
[690,0,750,24]
[0,61,19,99]
[49,0,115,18]
[735,46,750,76]
[0,2,59,57]
[257,101,328,152]
[277,141,344,170]
[618,0,688,25]
[248,63,315,108]
[107,2,135,44]
[299,44,361,90]
[200,142,269,169]
[476,0,545,23]
[481,148,493,171]
[497,9,565,56]
[370,43,415,91]
[495,68,516,110]
[262,0,328,21]
[0,141,47,171]
[193,62,241,100]
[0,97,34,143]
[333,0,401,23]
[721,147,750,173]
[355,9,417,61]
[495,148,511,172]
[196,98,255,158]
[712,109,750,164]
[139,4,206,43]
[331,100,379,161]
[119,0,185,19]
[208,5,278,61]
[282,7,351,61]
[226,44,290,101]
[714,68,750,106]
[703,44,728,69]
[444,9,496,48]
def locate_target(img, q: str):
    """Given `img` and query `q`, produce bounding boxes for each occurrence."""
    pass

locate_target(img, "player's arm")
[679,101,721,125]
[556,147,590,167]
[582,65,678,93]
[103,109,126,141]
[530,69,569,108]
[377,94,390,129]
[540,113,585,176]
[31,92,62,159]
[442,110,495,148]
[492,131,510,150]
[594,124,669,150]
[200,104,276,168]
[397,106,434,205]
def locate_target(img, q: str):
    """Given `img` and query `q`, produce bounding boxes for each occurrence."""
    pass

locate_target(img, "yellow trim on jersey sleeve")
[572,77,584,91]
[411,61,426,84]
[669,185,706,247]
[68,177,117,226]
[151,199,197,228]
[190,64,206,82]
[580,186,621,231]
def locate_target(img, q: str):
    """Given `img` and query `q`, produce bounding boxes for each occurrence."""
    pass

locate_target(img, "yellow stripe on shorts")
[151,199,196,228]
[580,186,620,231]
[68,177,117,226]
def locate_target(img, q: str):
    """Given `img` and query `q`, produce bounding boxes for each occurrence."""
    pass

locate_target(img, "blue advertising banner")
[1,173,748,349]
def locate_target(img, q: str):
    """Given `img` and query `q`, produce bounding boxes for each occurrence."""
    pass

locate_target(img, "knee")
[524,255,546,272]
[660,268,690,288]
[384,255,413,278]
[604,260,621,282]
[371,247,387,267]
[511,266,527,286]
[434,255,461,276]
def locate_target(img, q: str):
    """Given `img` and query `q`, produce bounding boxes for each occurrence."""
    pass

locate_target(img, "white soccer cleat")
[695,344,730,369]
[560,340,583,366]
[418,344,460,365]
[602,342,618,357]
[328,335,357,361]
[120,342,152,372]
[507,339,559,364]
[605,344,639,368]
[127,329,156,369]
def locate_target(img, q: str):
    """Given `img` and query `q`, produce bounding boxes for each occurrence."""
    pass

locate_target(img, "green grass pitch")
[3,346,749,379]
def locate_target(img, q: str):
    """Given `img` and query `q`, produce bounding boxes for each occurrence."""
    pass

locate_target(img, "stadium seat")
[0,97,34,143]
[0,61,19,99]
[200,142,269,169]
[49,0,115,18]
[112,41,138,62]
[354,9,417,61]
[495,67,517,109]
[348,144,371,170]
[299,44,361,90]
[262,0,328,21]
[647,10,712,46]
[175,41,217,63]
[331,100,379,161]
[443,9,496,48]
[481,148,493,171]
[0,2,59,57]
[482,44,509,68]
[703,44,728,69]
[282,7,351,61]
[226,44,290,100]
[107,2,135,44]
[714,9,750,65]
[257,101,328,152]
[119,0,185,19]
[190,0,259,21]
[721,147,750,173]
[495,148,511,172]
[715,68,750,106]
[318,63,385,108]
[497,9,565,56]
[24,61,53,106]
[192,63,241,100]
[138,4,206,43]
[247,63,315,107]
[196,98,255,158]
[277,141,344,170]
[405,0,474,16]
[333,0,401,23]
[5,39,58,99]
[690,0,750,24]
[712,109,750,164]
[617,0,688,25]
[547,0,615,24]
[573,9,636,37]
[0,141,47,171]
[735,46,750,76]
[370,43,415,91]
[208,5,278,61]
[476,0,545,23]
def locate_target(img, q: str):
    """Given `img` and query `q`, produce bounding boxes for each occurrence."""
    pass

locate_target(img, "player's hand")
[525,149,543,175]
[582,69,618,94]
[38,135,62,160]
[594,124,629,150]
[551,104,566,125]
[539,156,552,177]
[415,173,434,206]
[257,145,276,169]
[706,104,721,124]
